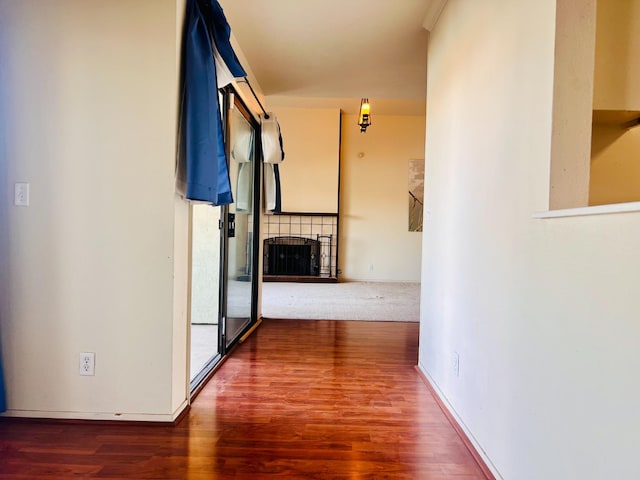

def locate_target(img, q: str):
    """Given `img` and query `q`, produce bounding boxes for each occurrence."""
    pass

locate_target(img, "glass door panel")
[190,204,222,385]
[223,102,255,349]
[189,89,259,394]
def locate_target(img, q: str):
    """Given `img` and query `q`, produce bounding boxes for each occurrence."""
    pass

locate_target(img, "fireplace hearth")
[264,236,319,276]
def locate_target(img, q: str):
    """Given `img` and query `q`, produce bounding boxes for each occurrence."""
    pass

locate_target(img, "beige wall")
[588,0,640,206]
[549,0,640,209]
[589,124,640,205]
[593,0,640,110]
[340,115,425,282]
[421,0,640,478]
[270,107,341,213]
[172,0,190,420]
[0,0,187,420]
[549,0,596,209]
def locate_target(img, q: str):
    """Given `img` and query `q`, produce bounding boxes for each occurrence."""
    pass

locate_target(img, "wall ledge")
[533,201,640,219]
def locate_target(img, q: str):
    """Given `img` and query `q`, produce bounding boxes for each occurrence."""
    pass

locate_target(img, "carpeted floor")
[261,281,420,322]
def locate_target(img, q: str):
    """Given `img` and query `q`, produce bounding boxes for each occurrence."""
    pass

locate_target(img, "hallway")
[0,320,486,479]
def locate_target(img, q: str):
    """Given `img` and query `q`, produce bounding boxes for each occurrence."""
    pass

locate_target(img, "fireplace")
[262,213,338,282]
[264,236,320,276]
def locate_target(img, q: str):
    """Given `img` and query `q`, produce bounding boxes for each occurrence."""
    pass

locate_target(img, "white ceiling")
[220,0,439,114]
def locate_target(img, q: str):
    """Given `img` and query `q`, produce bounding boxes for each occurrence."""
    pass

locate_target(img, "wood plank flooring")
[0,319,486,479]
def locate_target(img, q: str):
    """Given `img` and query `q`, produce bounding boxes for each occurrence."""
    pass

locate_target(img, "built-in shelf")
[592,109,640,129]
[533,201,640,219]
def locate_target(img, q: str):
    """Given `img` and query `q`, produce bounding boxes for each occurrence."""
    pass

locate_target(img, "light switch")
[14,183,30,206]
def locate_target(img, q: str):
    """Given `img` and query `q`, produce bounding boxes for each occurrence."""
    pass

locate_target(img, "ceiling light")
[358,98,371,133]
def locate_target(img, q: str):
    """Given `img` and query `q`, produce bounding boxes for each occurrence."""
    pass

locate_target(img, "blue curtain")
[206,0,246,77]
[177,0,246,205]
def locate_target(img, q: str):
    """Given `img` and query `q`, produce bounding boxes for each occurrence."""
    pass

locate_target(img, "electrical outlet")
[452,351,460,377]
[369,264,374,272]
[14,183,30,206]
[79,352,95,376]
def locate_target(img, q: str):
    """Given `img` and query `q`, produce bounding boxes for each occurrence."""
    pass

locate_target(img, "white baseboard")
[2,399,189,423]
[417,362,503,480]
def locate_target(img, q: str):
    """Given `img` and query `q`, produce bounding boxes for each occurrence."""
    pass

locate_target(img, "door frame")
[189,85,262,394]
[218,86,262,353]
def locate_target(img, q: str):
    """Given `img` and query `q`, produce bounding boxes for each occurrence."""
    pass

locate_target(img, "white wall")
[420,1,640,479]
[0,0,187,420]
[340,114,425,282]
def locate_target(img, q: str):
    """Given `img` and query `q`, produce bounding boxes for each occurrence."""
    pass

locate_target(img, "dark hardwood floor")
[0,319,486,479]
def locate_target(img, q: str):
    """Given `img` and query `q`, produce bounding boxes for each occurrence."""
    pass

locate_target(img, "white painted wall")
[420,1,640,478]
[0,0,187,420]
[340,114,425,282]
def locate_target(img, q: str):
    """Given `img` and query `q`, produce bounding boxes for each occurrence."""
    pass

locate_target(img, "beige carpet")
[261,281,420,322]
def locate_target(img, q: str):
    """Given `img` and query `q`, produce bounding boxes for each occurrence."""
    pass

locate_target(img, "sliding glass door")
[190,88,260,391]
[221,95,258,349]
[190,204,222,386]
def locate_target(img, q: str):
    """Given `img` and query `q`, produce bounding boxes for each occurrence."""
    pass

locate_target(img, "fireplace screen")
[264,236,320,276]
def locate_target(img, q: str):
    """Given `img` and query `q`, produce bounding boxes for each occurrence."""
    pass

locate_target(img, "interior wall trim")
[0,400,190,426]
[415,365,500,480]
[239,318,263,343]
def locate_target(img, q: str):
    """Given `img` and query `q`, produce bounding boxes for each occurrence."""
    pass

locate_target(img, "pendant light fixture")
[358,98,371,133]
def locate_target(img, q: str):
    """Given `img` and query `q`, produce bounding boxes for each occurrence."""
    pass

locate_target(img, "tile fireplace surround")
[262,213,338,281]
